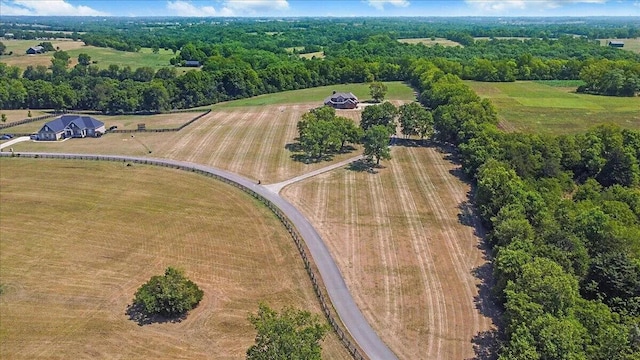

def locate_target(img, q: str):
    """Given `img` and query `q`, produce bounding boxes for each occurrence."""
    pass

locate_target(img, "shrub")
[133,267,203,318]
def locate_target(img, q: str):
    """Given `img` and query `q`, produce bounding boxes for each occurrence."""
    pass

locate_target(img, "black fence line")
[108,109,211,134]
[0,152,367,360]
[0,114,57,131]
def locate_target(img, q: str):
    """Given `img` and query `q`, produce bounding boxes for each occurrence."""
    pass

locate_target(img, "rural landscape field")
[2,6,640,360]
[0,159,351,359]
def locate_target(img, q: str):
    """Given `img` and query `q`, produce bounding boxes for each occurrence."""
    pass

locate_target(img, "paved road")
[2,152,398,360]
[0,136,30,150]
[264,155,364,194]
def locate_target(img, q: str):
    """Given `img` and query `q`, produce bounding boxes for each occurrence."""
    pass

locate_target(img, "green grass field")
[0,40,184,72]
[214,81,415,108]
[466,80,640,134]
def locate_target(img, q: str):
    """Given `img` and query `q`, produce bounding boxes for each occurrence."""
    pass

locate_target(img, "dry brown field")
[598,38,640,54]
[9,105,367,183]
[281,144,496,359]
[0,109,49,124]
[0,158,350,360]
[0,112,203,135]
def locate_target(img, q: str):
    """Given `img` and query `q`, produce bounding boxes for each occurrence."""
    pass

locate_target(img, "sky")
[0,0,639,17]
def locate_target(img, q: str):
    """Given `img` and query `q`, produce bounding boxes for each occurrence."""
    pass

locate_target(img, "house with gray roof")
[608,40,624,48]
[324,91,359,109]
[37,115,106,141]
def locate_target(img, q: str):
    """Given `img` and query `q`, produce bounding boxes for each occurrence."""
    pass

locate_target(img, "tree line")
[408,59,640,359]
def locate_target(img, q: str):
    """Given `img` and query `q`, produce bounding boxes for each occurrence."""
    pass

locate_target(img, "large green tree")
[360,101,397,133]
[398,102,433,139]
[363,125,392,165]
[133,267,203,318]
[369,81,388,103]
[247,303,328,360]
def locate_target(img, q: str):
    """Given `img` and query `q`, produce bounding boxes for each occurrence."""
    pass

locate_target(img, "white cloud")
[465,0,609,12]
[0,0,107,16]
[166,0,216,16]
[221,0,289,15]
[366,0,410,10]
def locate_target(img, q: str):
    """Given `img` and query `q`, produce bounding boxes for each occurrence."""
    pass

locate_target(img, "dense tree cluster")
[409,60,640,359]
[247,303,328,360]
[296,106,361,159]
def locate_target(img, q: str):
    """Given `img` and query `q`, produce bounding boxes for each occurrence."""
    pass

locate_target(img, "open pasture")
[466,80,640,134]
[281,144,495,359]
[8,106,362,183]
[0,158,350,360]
[599,38,640,53]
[397,38,462,47]
[1,41,178,71]
[0,111,203,135]
[10,83,415,182]
[0,109,50,124]
[215,81,415,108]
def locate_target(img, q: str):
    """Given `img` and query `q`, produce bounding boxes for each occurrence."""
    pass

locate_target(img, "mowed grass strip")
[281,145,494,360]
[466,80,640,134]
[0,158,350,360]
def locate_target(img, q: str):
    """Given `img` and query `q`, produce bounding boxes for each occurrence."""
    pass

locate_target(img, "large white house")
[37,115,106,141]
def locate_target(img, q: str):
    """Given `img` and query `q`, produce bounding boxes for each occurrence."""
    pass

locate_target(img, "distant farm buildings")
[26,46,45,54]
[324,91,359,109]
[608,41,625,48]
[37,115,105,141]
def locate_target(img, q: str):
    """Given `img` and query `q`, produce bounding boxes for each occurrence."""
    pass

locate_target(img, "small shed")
[608,41,625,48]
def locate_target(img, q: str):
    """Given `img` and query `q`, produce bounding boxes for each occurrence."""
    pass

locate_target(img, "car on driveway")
[1,134,14,140]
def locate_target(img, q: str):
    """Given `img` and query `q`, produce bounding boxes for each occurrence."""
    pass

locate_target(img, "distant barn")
[26,46,45,54]
[608,40,625,48]
[324,91,359,109]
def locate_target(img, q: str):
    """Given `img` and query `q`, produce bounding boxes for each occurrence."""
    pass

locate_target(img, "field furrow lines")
[254,108,281,181]
[207,111,253,168]
[405,147,481,357]
[388,156,442,358]
[365,171,402,337]
[228,108,269,175]
[164,112,214,159]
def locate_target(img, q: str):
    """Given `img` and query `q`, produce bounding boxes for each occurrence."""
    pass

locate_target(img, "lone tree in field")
[369,82,388,103]
[247,303,328,360]
[1,114,6,123]
[363,125,392,165]
[133,267,203,318]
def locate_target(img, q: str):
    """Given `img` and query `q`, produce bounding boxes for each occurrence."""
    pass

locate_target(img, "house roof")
[608,40,624,45]
[28,46,44,52]
[185,60,201,66]
[324,92,358,104]
[41,115,104,133]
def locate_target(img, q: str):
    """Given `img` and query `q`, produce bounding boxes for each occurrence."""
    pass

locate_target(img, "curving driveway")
[1,152,398,360]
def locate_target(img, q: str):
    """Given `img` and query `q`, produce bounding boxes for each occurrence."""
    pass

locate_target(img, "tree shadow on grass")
[125,303,187,326]
[347,158,385,174]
